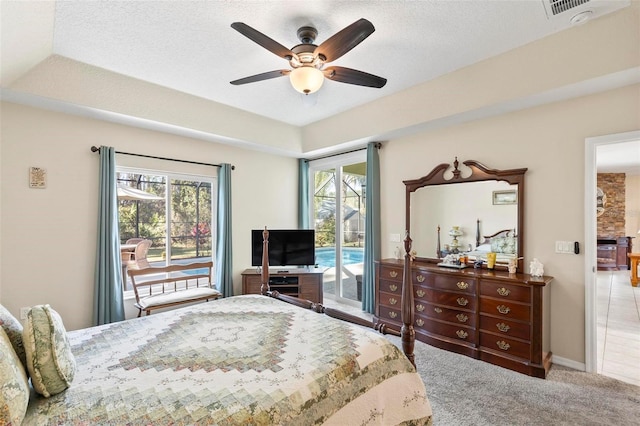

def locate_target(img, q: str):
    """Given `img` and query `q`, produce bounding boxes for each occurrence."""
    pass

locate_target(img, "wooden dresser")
[375,259,553,378]
[241,268,324,304]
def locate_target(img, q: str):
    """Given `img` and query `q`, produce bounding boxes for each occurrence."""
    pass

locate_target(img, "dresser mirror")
[404,158,527,272]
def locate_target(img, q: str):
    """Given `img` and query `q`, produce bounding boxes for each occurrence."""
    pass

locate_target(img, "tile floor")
[596,270,640,386]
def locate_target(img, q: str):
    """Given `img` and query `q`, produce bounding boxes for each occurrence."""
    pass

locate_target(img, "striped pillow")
[23,305,76,397]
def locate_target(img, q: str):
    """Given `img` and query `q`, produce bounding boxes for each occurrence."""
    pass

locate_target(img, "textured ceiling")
[1,0,637,170]
[7,0,630,127]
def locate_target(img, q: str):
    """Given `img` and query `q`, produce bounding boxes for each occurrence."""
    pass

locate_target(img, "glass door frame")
[308,150,366,307]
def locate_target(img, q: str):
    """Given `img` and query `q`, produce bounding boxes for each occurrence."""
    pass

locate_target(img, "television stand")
[241,268,323,304]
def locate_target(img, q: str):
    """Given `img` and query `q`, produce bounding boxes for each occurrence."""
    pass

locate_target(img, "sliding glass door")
[309,151,366,306]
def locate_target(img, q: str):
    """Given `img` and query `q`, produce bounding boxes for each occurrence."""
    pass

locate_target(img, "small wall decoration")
[29,167,47,189]
[596,187,606,217]
[492,190,517,205]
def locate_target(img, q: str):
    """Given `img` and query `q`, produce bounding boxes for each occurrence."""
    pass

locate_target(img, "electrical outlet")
[20,307,30,320]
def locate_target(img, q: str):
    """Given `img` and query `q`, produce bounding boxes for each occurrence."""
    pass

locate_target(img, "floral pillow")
[23,304,76,397]
[0,304,27,369]
[490,236,516,254]
[0,327,29,425]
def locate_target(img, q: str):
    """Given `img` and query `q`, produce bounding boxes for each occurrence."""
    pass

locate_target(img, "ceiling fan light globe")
[290,66,324,95]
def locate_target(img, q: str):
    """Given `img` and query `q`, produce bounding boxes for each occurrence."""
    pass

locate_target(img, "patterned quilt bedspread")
[24,295,432,425]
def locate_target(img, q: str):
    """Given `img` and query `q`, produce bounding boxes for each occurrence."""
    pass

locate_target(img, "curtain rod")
[90,146,235,170]
[304,142,381,163]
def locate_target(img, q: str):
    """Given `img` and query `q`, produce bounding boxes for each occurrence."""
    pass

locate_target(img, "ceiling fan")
[230,18,387,95]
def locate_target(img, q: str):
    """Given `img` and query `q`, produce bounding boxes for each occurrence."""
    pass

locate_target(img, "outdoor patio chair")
[123,239,152,264]
[121,238,144,262]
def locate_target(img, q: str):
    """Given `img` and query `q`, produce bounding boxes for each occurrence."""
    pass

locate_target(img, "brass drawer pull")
[457,281,469,290]
[496,322,510,332]
[456,313,468,323]
[434,307,443,314]
[389,297,398,305]
[389,271,398,278]
[456,330,468,339]
[496,340,511,351]
[416,289,425,297]
[390,284,398,292]
[416,318,424,326]
[497,287,511,296]
[497,304,511,314]
[416,274,425,283]
[389,311,397,319]
[457,297,469,306]
[416,304,425,312]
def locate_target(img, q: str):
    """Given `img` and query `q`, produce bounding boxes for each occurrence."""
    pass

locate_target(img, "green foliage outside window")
[117,173,212,261]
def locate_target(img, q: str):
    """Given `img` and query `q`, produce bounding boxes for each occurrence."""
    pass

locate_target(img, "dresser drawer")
[417,302,477,327]
[417,272,476,294]
[480,333,530,360]
[480,298,530,322]
[378,265,403,282]
[422,319,477,344]
[379,291,403,308]
[479,315,530,341]
[379,280,402,295]
[378,305,401,323]
[422,289,476,311]
[480,280,531,303]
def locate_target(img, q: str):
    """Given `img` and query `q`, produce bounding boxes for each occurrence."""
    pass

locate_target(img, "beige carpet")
[385,335,640,425]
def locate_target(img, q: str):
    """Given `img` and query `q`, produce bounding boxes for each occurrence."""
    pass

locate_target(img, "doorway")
[585,130,640,386]
[309,151,366,307]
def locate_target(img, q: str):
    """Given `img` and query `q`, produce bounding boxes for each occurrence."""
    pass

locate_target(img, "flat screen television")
[251,229,315,267]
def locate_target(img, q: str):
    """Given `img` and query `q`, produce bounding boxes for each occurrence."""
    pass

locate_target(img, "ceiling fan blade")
[230,70,291,85]
[323,66,387,88]
[231,22,296,61]
[314,18,375,63]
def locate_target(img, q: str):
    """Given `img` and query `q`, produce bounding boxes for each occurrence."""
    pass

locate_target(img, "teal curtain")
[216,163,233,297]
[362,143,381,313]
[94,146,125,325]
[298,159,309,229]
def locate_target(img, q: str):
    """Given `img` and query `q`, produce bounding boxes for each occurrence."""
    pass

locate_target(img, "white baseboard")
[552,355,586,371]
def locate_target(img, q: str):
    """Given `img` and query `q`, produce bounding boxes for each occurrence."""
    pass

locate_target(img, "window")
[117,168,216,291]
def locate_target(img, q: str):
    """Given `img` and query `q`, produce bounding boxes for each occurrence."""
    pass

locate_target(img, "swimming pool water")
[315,247,364,268]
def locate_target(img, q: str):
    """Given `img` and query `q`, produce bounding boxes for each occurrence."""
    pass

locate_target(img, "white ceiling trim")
[4,66,637,159]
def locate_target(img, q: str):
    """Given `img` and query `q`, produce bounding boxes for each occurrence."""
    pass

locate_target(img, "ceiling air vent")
[542,0,630,22]
[545,0,591,16]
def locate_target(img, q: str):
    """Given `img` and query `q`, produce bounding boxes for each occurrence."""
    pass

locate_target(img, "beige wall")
[380,84,640,364]
[1,88,638,367]
[0,102,298,330]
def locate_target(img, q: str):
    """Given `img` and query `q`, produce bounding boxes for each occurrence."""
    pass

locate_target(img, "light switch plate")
[555,241,577,254]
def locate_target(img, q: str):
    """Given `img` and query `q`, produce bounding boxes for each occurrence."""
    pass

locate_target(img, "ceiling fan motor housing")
[291,44,323,68]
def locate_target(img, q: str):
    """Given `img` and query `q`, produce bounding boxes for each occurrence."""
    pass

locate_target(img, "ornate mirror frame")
[404,158,527,272]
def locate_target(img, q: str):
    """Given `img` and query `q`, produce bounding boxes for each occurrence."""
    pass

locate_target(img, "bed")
[5,229,432,425]
[464,220,518,267]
